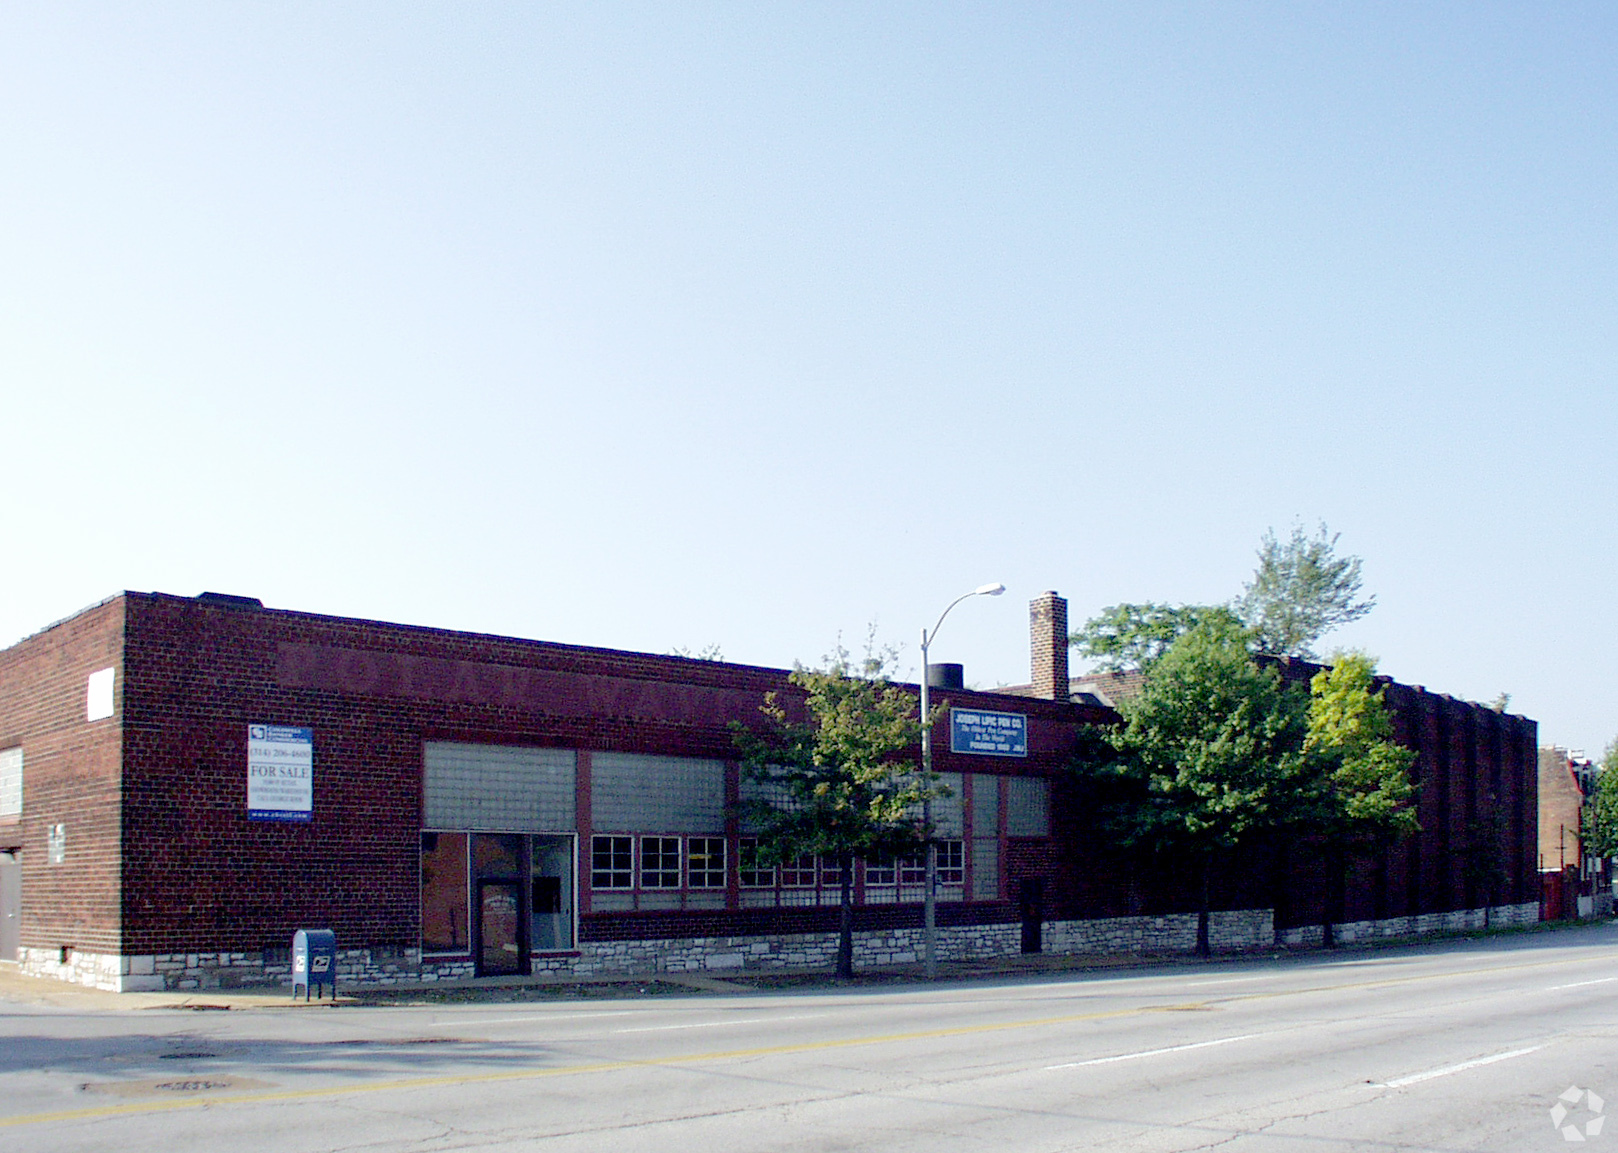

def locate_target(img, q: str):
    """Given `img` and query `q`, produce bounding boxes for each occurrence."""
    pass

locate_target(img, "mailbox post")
[291,928,337,1001]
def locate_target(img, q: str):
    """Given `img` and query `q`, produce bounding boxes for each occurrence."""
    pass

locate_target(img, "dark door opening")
[1019,878,1044,954]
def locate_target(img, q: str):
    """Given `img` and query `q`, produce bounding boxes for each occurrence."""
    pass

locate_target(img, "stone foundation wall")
[1044,909,1273,954]
[16,944,473,992]
[1277,902,1541,946]
[553,921,1024,977]
[17,945,128,991]
[14,900,1550,991]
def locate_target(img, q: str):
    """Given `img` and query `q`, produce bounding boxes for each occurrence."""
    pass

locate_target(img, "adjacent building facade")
[0,589,1541,991]
[1537,746,1613,920]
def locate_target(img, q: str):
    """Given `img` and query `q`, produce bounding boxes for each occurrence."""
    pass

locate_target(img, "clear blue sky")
[3,5,1613,755]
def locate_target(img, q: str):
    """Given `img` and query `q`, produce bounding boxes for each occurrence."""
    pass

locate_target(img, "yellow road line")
[0,1001,1204,1128]
[6,947,1611,1130]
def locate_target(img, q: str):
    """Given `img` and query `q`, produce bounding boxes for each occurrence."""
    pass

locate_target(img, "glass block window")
[688,837,726,888]
[1005,776,1051,837]
[0,747,20,821]
[640,836,681,888]
[591,835,633,889]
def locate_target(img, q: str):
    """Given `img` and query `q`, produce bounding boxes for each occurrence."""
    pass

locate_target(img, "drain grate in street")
[155,1080,234,1092]
[160,1052,218,1059]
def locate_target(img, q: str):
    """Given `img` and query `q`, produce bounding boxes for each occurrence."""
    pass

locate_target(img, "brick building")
[1538,747,1594,874]
[1055,611,1545,947]
[0,590,1541,991]
[1537,747,1611,920]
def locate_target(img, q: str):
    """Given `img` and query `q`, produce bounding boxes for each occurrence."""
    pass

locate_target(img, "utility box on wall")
[291,928,337,1001]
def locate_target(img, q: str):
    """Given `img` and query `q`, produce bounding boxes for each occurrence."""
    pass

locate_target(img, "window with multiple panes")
[862,842,965,890]
[899,851,927,886]
[591,835,634,889]
[739,838,775,888]
[819,856,847,888]
[688,837,726,888]
[589,835,974,895]
[780,854,817,888]
[864,852,896,886]
[639,836,682,888]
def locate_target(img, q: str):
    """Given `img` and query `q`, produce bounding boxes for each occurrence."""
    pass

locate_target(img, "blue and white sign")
[248,724,314,821]
[949,709,1028,757]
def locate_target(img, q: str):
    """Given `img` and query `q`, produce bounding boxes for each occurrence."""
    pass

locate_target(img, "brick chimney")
[1030,591,1069,700]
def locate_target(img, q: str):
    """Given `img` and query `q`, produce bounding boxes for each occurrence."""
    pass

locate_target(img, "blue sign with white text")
[949,709,1028,757]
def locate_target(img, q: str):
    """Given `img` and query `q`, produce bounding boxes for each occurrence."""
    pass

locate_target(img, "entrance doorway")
[530,835,575,951]
[1019,877,1044,954]
[471,833,528,977]
[477,880,523,975]
[0,851,18,963]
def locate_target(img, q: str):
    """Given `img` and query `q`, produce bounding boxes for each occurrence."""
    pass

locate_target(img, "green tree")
[1070,523,1373,675]
[1071,602,1245,673]
[1099,619,1313,955]
[731,645,939,979]
[1302,652,1419,943]
[1584,738,1618,860]
[1238,523,1375,659]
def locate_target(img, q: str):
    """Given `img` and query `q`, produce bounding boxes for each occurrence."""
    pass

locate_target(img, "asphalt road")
[3,922,1616,1151]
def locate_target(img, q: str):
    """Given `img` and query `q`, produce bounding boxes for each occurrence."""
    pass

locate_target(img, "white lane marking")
[1545,977,1618,992]
[423,1011,637,1028]
[1046,1033,1262,1070]
[1382,1045,1544,1088]
[615,1014,820,1034]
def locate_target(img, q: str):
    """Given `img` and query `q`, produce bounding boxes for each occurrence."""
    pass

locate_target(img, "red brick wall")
[1268,675,1539,932]
[1538,749,1586,873]
[0,597,126,954]
[4,589,1540,959]
[114,593,1105,955]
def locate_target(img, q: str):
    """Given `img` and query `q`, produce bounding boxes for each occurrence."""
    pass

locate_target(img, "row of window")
[589,834,965,891]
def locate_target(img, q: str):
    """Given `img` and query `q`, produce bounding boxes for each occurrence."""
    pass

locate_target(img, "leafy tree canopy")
[730,643,940,976]
[1584,738,1618,859]
[1072,602,1244,673]
[1304,651,1419,841]
[1238,523,1375,660]
[1095,617,1314,954]
[1071,522,1375,671]
[731,645,934,863]
[1103,618,1313,855]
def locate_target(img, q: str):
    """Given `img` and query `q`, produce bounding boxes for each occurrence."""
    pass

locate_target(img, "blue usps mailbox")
[291,928,337,1001]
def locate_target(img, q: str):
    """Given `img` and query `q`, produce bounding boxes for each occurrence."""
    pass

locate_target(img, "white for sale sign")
[247,724,313,821]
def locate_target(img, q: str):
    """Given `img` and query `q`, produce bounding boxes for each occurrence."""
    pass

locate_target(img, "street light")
[919,581,1005,979]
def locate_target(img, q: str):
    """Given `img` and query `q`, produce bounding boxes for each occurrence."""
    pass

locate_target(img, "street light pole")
[919,582,1005,979]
